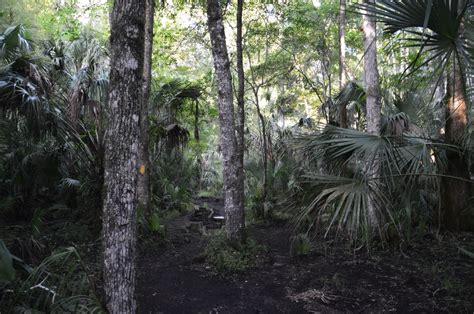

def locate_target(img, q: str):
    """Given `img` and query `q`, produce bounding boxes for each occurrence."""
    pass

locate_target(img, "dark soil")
[137,198,474,313]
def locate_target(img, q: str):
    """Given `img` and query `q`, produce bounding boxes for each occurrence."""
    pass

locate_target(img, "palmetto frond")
[355,0,473,78]
[288,125,460,245]
[335,81,366,111]
[0,26,54,138]
[151,78,202,110]
[0,25,31,62]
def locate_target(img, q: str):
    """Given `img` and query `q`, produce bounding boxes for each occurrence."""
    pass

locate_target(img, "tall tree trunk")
[235,0,246,232]
[251,85,268,217]
[194,99,203,189]
[102,1,145,313]
[194,100,200,142]
[338,0,348,128]
[207,0,245,244]
[362,0,381,228]
[138,0,155,216]
[257,98,268,213]
[441,0,471,230]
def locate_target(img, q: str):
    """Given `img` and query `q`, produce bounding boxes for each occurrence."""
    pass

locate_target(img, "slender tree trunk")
[194,100,203,189]
[138,0,155,216]
[253,87,267,217]
[207,0,245,244]
[259,110,268,211]
[339,0,348,128]
[194,100,200,142]
[102,1,145,313]
[362,0,381,228]
[235,0,246,233]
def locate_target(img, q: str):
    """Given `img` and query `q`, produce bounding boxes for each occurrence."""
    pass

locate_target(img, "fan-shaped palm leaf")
[355,0,473,79]
[287,125,469,245]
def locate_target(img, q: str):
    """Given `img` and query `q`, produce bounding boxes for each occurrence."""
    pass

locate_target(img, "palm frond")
[287,124,468,245]
[0,25,31,61]
[354,0,473,80]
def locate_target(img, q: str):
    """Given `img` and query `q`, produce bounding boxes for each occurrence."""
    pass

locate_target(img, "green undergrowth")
[0,241,103,313]
[203,233,267,274]
[290,233,313,257]
[196,190,221,198]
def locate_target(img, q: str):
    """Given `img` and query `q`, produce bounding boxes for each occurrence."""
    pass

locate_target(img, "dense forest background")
[0,0,473,313]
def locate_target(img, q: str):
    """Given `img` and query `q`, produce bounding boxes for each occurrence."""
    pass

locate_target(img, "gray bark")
[339,0,348,128]
[102,1,145,313]
[235,0,246,232]
[194,99,203,189]
[253,86,268,215]
[362,0,381,227]
[207,0,245,244]
[138,0,155,215]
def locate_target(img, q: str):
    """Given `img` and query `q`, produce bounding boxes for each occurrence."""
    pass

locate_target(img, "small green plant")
[290,233,312,257]
[31,207,48,238]
[203,234,266,274]
[147,212,165,236]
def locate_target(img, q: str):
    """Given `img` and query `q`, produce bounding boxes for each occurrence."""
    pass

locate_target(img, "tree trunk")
[441,1,471,230]
[257,103,268,211]
[194,99,203,189]
[137,0,155,216]
[252,86,267,218]
[194,100,200,142]
[362,0,381,228]
[207,0,245,244]
[102,1,145,313]
[235,0,246,234]
[339,0,348,128]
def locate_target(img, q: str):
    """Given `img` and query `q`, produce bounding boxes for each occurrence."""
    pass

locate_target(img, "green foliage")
[357,0,474,83]
[290,233,312,257]
[0,240,16,285]
[203,235,266,274]
[0,244,103,313]
[285,125,462,246]
[145,212,167,239]
[151,154,195,212]
[0,25,108,223]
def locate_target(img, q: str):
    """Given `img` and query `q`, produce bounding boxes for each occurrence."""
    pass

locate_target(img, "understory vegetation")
[1,0,473,312]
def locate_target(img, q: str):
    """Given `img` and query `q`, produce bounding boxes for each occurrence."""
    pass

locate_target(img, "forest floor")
[137,197,474,314]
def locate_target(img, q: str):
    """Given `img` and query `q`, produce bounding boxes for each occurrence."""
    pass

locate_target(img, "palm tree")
[362,0,382,228]
[358,0,473,230]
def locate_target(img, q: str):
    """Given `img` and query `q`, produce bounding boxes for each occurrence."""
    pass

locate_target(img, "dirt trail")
[136,198,307,313]
[137,198,474,313]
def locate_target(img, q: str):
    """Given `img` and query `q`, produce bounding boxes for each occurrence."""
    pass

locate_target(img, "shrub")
[203,234,267,274]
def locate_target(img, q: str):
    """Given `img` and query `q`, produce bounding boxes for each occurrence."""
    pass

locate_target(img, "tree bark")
[362,0,381,228]
[253,87,268,217]
[194,100,200,142]
[441,0,471,230]
[235,0,246,232]
[207,0,245,244]
[137,0,155,216]
[102,1,145,313]
[339,0,348,128]
[194,99,203,189]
